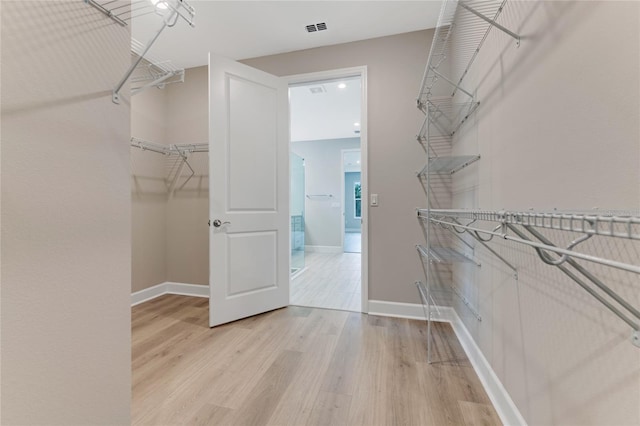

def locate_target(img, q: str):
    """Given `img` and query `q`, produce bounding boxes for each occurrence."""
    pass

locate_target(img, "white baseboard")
[367,300,526,426]
[448,310,527,426]
[368,300,454,322]
[305,245,343,254]
[131,283,167,306]
[165,282,209,298]
[131,282,209,306]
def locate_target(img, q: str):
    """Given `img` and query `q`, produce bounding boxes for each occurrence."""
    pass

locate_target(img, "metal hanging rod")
[306,194,333,199]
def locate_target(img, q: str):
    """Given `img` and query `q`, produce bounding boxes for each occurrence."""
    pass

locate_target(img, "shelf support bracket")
[429,67,475,99]
[450,218,518,279]
[508,224,640,344]
[131,71,181,96]
[113,16,172,104]
[459,2,521,45]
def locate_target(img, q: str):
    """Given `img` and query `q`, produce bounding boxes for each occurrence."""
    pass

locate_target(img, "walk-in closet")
[2,1,639,425]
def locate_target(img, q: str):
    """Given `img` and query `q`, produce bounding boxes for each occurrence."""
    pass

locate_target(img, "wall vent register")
[306,22,328,32]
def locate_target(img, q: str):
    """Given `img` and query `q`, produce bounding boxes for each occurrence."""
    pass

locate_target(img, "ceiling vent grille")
[309,86,326,94]
[306,22,327,33]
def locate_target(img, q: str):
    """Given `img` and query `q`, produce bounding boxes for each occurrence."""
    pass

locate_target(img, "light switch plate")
[371,194,379,207]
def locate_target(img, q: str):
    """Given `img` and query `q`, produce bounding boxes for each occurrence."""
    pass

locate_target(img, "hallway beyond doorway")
[291,252,361,312]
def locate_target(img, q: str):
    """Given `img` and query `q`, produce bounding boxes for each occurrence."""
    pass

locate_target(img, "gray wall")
[165,67,209,286]
[450,2,640,425]
[131,85,168,293]
[344,172,361,231]
[292,138,360,248]
[1,1,132,423]
[131,67,209,292]
[244,29,434,302]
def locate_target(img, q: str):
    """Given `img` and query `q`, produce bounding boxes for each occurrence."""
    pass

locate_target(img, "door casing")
[286,66,369,313]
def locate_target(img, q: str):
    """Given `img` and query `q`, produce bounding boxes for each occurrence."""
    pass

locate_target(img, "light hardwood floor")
[132,295,501,425]
[291,252,361,312]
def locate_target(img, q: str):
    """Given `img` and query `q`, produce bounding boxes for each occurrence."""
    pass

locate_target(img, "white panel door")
[209,54,289,327]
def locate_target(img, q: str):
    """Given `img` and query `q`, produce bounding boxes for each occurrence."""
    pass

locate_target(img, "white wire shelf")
[417,207,640,348]
[85,0,195,27]
[131,137,208,155]
[86,0,195,103]
[130,39,185,94]
[417,155,481,176]
[417,0,519,108]
[421,209,640,240]
[417,244,479,266]
[131,137,207,198]
[417,98,481,138]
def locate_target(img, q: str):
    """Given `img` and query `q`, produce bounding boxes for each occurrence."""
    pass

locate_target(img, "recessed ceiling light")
[354,122,360,126]
[356,160,360,164]
[338,83,346,89]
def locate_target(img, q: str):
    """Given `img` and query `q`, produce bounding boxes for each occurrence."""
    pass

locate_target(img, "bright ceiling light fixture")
[150,0,169,10]
[338,83,347,89]
[354,122,360,126]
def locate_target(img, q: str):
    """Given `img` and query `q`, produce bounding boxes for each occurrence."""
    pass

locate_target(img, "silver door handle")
[212,219,231,228]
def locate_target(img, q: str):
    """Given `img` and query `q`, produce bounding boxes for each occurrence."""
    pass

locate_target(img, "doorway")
[287,67,368,313]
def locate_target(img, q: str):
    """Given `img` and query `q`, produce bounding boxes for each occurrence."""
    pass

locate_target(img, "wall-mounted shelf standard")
[416,0,520,109]
[86,0,195,104]
[418,208,640,348]
[131,137,207,198]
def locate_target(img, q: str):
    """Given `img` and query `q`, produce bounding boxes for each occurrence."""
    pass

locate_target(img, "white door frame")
[340,148,361,250]
[285,66,369,313]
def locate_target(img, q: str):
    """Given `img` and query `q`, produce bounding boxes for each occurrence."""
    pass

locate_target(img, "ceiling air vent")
[306,22,327,33]
[354,130,361,134]
[309,86,326,94]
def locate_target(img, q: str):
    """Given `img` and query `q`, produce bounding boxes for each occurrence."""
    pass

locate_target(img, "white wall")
[292,138,360,248]
[1,1,131,423]
[450,2,640,424]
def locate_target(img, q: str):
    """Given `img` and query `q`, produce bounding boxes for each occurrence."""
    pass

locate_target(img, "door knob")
[212,219,230,228]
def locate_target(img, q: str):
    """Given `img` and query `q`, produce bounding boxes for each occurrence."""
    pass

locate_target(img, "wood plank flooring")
[290,252,361,312]
[132,295,501,425]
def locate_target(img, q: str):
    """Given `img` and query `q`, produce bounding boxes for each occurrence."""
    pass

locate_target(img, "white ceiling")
[132,1,443,69]
[290,76,361,142]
